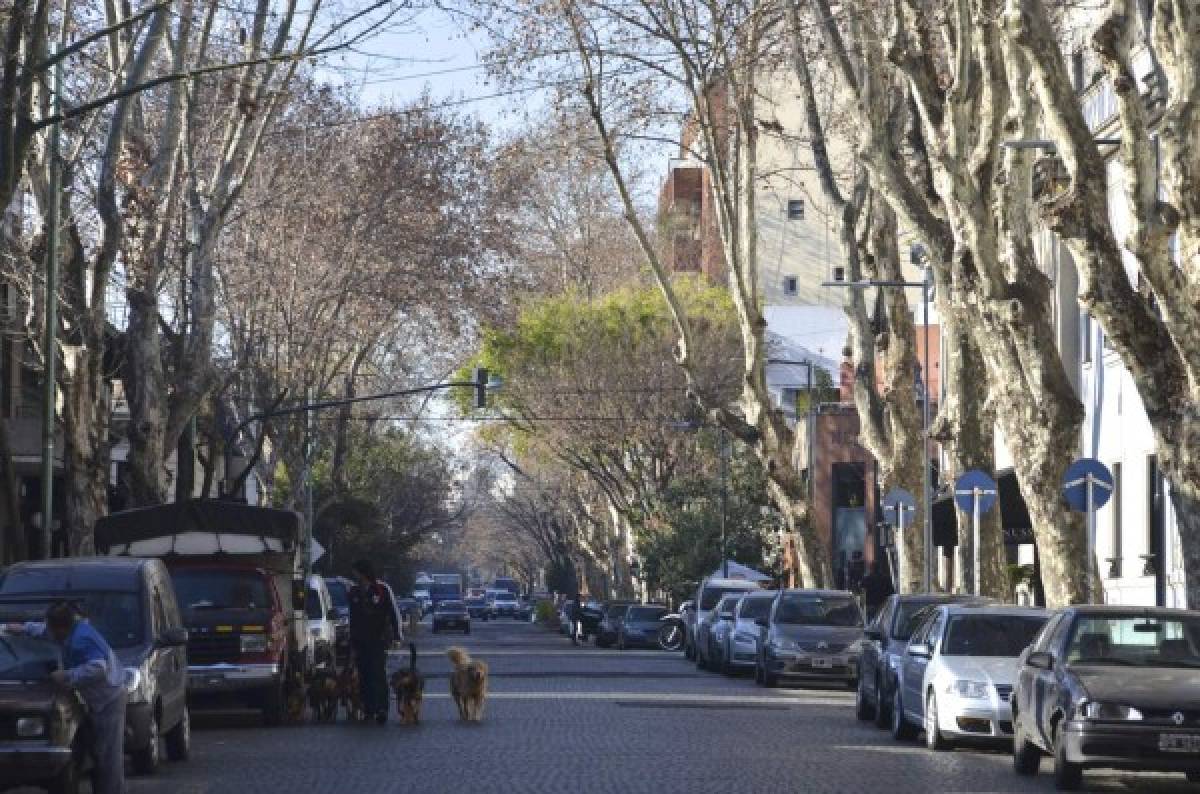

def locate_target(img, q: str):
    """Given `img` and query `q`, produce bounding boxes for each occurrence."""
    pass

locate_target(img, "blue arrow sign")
[1062,458,1114,512]
[954,470,998,514]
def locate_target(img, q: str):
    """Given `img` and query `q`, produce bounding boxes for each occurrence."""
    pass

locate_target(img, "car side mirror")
[864,627,883,641]
[1026,650,1054,670]
[754,618,768,628]
[907,642,932,659]
[156,627,188,648]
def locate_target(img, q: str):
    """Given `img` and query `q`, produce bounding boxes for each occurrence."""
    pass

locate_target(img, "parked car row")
[853,593,1200,790]
[556,599,670,649]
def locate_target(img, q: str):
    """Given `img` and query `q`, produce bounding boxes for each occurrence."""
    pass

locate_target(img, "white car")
[712,590,776,674]
[891,604,1049,750]
[306,574,337,667]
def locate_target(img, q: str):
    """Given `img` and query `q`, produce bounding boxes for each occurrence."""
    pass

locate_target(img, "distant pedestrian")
[862,561,893,619]
[6,601,126,794]
[348,560,394,724]
[569,595,587,645]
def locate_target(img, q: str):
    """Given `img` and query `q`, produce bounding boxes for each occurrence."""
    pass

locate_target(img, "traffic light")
[473,367,489,409]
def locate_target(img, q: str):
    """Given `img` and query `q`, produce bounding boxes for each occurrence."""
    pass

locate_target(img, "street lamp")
[669,419,730,578]
[822,266,935,592]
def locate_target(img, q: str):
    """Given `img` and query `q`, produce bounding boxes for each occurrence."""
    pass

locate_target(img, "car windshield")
[325,580,349,609]
[0,635,61,681]
[716,596,740,616]
[892,600,948,641]
[739,597,773,620]
[438,602,466,613]
[942,614,1047,656]
[1065,615,1200,667]
[0,592,146,650]
[700,587,753,610]
[627,607,667,622]
[171,569,270,611]
[605,604,630,617]
[775,595,862,627]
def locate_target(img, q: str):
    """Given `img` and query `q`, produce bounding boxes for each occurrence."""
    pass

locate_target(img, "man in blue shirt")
[5,601,126,794]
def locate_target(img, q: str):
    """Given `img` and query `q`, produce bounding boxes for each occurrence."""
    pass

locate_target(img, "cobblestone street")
[92,620,1198,794]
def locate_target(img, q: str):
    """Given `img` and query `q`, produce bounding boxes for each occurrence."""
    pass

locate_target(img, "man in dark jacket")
[348,560,396,724]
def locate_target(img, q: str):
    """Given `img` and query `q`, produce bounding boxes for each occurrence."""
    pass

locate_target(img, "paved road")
[59,619,1200,793]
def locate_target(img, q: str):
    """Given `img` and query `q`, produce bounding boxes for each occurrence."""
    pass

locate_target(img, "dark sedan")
[595,601,635,648]
[617,605,669,649]
[431,601,471,634]
[1012,605,1200,790]
[856,593,995,727]
[464,597,491,621]
[0,633,91,793]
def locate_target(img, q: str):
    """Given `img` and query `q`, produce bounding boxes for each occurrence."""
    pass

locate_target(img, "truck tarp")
[95,499,302,556]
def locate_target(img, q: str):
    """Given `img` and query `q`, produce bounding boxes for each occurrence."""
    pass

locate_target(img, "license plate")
[811,656,832,669]
[1159,734,1200,753]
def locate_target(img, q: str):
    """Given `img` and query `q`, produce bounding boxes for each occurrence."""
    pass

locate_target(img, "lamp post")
[822,267,935,591]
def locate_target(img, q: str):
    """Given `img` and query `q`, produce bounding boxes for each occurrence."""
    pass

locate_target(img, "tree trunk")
[0,417,25,564]
[124,276,169,506]
[61,346,109,556]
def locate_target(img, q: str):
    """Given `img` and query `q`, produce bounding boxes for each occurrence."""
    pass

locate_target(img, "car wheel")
[165,708,191,762]
[1012,717,1041,776]
[696,645,707,671]
[719,648,733,676]
[891,687,916,740]
[48,755,80,794]
[618,634,627,651]
[925,692,949,751]
[873,676,891,730]
[855,669,874,721]
[131,711,161,774]
[1053,727,1083,790]
[1186,771,1200,783]
[754,660,764,685]
[263,678,286,726]
[685,640,695,661]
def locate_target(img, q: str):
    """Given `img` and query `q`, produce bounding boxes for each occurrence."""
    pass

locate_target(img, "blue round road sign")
[1062,458,1114,512]
[882,488,917,525]
[954,470,998,514]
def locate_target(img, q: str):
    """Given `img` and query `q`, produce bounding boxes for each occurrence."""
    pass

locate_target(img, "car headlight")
[240,633,268,654]
[734,631,757,643]
[774,639,800,651]
[944,679,990,699]
[16,716,45,737]
[1078,701,1143,721]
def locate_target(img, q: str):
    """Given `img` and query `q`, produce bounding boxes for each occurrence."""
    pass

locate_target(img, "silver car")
[686,577,762,661]
[712,591,776,674]
[891,604,1048,750]
[697,594,742,671]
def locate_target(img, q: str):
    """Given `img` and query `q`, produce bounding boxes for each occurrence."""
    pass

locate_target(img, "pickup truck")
[95,499,311,726]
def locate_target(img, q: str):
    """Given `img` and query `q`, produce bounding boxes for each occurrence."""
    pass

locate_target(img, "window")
[786,199,805,220]
[1109,462,1122,577]
[782,275,798,296]
[831,266,846,282]
[941,614,1048,657]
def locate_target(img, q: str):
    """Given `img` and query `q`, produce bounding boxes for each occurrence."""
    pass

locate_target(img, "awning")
[930,468,1034,547]
[710,561,772,582]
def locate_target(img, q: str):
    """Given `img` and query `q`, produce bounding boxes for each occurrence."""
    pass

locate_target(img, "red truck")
[95,500,311,725]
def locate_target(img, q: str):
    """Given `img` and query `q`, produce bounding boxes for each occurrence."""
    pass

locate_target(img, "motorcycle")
[656,612,687,652]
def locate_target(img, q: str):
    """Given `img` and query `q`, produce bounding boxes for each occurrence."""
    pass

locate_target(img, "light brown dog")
[338,662,365,722]
[390,643,425,725]
[447,646,488,722]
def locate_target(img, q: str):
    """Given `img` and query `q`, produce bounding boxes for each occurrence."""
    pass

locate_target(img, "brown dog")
[338,662,365,722]
[447,646,488,722]
[390,643,425,725]
[308,667,340,723]
[286,669,307,723]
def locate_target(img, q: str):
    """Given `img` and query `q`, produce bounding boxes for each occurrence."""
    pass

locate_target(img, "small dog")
[285,669,307,723]
[390,643,425,725]
[447,646,488,722]
[338,662,365,722]
[308,667,340,723]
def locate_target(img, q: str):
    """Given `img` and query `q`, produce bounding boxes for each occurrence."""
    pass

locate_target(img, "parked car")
[1011,605,1200,790]
[0,632,92,793]
[754,589,864,688]
[0,558,191,776]
[685,578,762,661]
[857,594,995,727]
[431,600,471,634]
[697,594,743,671]
[305,575,336,668]
[712,590,776,675]
[617,605,669,649]
[491,594,520,619]
[596,601,636,648]
[890,604,1048,751]
[465,597,491,620]
[323,576,352,665]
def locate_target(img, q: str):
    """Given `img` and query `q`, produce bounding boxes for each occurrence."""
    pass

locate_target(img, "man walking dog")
[348,560,397,724]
